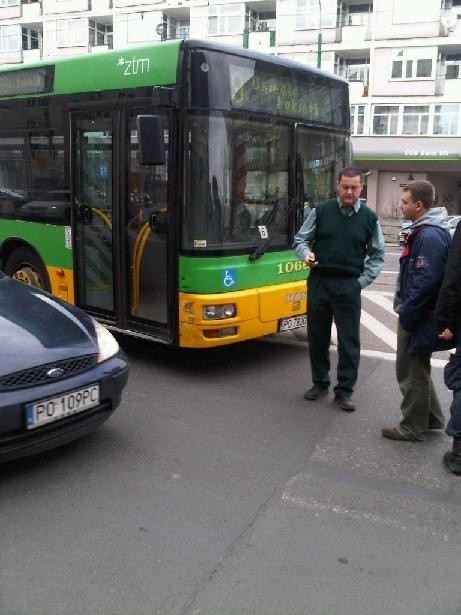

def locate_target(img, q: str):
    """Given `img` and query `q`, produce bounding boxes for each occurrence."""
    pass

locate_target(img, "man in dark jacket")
[435,222,461,473]
[382,180,451,441]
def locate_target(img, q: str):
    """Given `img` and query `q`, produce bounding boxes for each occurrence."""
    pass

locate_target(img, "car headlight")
[93,319,120,362]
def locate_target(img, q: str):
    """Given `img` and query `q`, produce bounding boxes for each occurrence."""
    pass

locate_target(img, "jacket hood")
[411,206,449,230]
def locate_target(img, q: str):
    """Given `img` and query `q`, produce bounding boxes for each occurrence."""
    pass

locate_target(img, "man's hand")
[438,328,454,341]
[306,252,318,267]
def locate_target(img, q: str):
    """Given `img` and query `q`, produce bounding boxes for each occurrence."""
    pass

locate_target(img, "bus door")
[125,109,171,338]
[73,111,116,316]
[73,108,172,340]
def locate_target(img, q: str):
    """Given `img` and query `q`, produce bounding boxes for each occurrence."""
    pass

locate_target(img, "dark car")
[398,219,412,246]
[0,273,129,462]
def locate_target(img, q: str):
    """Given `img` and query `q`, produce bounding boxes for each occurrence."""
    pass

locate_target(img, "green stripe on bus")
[0,40,181,98]
[0,220,73,269]
[54,42,181,95]
[179,251,307,294]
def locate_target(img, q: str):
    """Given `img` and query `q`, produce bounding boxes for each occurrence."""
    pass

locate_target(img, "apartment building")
[0,0,460,225]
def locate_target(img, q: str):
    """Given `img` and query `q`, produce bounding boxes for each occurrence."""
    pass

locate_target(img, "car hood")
[0,276,97,376]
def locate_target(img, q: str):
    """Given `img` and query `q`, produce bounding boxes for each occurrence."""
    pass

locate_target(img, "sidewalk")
[188,349,461,615]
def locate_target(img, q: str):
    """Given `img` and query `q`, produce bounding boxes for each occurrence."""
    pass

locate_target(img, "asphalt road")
[1,250,460,615]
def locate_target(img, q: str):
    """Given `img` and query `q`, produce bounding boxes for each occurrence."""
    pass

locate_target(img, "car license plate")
[26,384,100,430]
[278,314,307,332]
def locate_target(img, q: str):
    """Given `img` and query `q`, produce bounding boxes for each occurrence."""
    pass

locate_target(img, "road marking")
[362,291,397,316]
[360,348,447,367]
[360,309,397,349]
[282,492,407,530]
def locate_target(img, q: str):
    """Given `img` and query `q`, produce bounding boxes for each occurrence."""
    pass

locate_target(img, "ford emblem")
[46,367,65,378]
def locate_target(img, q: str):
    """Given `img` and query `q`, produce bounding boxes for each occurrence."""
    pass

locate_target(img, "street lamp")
[317,0,322,69]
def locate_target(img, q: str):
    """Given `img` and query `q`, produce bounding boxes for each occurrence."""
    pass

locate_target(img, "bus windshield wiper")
[248,197,302,261]
[248,198,280,260]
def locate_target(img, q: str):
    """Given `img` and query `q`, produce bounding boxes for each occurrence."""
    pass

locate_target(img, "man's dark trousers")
[307,272,361,396]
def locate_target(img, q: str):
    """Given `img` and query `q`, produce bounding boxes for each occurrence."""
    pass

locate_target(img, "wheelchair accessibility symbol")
[223,269,237,288]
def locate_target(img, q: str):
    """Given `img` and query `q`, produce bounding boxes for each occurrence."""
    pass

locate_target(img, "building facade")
[0,0,460,233]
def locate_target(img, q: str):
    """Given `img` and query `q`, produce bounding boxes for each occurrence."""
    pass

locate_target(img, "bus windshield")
[184,111,290,253]
[183,111,347,253]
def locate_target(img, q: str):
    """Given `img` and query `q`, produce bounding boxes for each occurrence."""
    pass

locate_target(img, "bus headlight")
[203,304,236,320]
[93,319,120,362]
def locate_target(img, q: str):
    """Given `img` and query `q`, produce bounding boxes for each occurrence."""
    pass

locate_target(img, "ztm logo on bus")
[117,57,150,76]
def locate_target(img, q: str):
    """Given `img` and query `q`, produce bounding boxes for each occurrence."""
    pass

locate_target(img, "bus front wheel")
[4,248,50,292]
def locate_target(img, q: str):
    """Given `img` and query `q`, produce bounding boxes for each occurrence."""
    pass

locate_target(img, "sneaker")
[333,394,355,412]
[427,421,445,430]
[443,450,461,475]
[304,385,329,401]
[381,426,418,441]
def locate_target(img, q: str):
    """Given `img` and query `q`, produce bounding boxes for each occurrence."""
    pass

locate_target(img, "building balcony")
[247,28,275,50]
[89,0,112,10]
[0,5,21,19]
[21,0,41,18]
[23,46,41,61]
[90,43,109,52]
[0,49,23,64]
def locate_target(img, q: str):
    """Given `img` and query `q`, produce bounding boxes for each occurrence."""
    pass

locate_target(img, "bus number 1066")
[276,260,308,275]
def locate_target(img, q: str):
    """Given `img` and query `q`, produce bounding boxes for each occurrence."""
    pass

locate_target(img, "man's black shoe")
[334,394,355,412]
[304,385,328,401]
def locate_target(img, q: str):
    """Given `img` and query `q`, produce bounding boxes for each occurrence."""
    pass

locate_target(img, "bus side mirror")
[136,115,166,166]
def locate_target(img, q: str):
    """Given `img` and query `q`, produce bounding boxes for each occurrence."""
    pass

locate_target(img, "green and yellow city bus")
[0,39,351,348]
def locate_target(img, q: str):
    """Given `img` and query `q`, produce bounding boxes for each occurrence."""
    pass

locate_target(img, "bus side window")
[136,115,166,166]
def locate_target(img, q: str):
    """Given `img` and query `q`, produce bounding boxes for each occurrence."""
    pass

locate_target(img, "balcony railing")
[339,13,371,27]
[167,26,190,40]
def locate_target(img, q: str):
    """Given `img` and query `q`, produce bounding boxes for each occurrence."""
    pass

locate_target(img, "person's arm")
[293,208,316,262]
[399,232,449,331]
[358,221,385,288]
[435,223,461,334]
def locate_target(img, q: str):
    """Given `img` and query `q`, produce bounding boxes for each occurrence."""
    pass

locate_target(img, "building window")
[0,0,19,6]
[402,105,429,135]
[372,105,399,135]
[208,4,243,35]
[434,104,460,135]
[88,20,111,47]
[416,59,432,77]
[343,59,368,82]
[22,27,40,50]
[57,18,86,47]
[0,24,20,51]
[350,104,365,135]
[391,57,432,79]
[296,0,335,28]
[446,54,461,79]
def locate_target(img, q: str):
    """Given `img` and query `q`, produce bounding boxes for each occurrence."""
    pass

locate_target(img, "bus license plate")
[26,384,100,430]
[278,314,307,332]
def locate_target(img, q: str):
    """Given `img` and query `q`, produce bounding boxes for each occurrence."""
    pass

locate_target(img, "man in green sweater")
[293,167,385,411]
